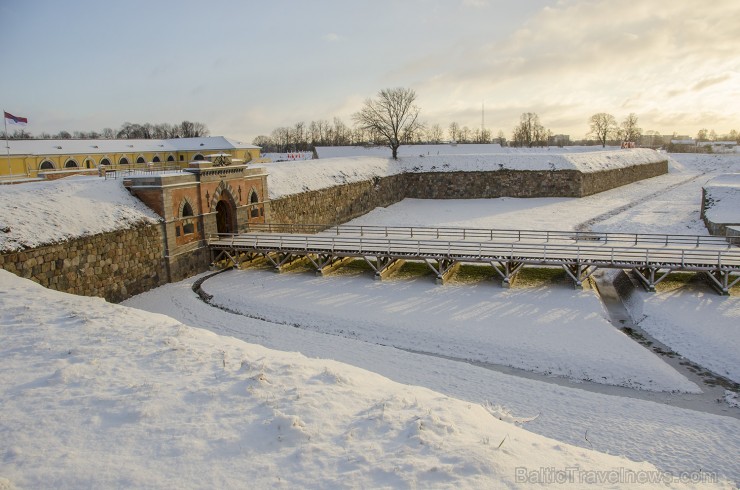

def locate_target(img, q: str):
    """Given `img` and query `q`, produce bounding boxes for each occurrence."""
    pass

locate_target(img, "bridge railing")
[243,223,736,248]
[210,233,740,270]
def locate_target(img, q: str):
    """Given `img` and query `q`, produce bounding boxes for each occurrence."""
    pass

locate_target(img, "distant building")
[1,137,262,181]
[550,134,571,146]
[670,138,696,146]
[698,141,739,153]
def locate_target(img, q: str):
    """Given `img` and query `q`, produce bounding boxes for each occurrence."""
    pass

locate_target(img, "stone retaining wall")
[0,224,167,303]
[403,169,583,199]
[270,160,668,225]
[580,160,668,196]
[269,174,407,224]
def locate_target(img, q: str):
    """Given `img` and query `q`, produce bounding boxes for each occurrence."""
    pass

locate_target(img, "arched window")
[136,156,146,164]
[181,201,195,235]
[64,159,78,168]
[39,160,55,170]
[152,156,161,163]
[119,157,129,165]
[193,154,205,161]
[249,190,260,218]
[84,159,94,169]
[100,158,111,166]
[167,154,175,162]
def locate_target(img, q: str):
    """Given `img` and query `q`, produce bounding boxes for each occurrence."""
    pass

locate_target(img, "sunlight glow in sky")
[1,0,738,142]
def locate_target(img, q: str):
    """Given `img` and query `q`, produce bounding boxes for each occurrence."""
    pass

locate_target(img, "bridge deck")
[209,225,740,294]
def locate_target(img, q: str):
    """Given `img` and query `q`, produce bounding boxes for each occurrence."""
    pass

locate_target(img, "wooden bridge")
[208,224,740,295]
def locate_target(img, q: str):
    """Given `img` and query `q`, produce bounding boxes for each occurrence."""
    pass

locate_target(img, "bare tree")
[589,113,618,147]
[620,113,642,143]
[696,128,709,141]
[427,124,443,143]
[448,122,460,142]
[333,117,352,146]
[179,120,209,138]
[352,87,423,159]
[512,112,546,147]
[495,130,507,146]
[478,128,491,143]
[459,126,471,143]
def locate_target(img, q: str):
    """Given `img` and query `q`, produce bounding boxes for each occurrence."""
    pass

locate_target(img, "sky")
[1,0,739,143]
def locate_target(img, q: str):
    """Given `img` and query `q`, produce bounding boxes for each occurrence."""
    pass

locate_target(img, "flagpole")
[4,111,11,183]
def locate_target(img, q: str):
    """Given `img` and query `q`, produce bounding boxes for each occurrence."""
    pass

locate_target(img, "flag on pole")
[4,111,28,126]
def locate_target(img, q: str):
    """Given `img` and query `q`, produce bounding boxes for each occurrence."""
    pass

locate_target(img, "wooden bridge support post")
[309,254,354,276]
[423,259,459,285]
[364,256,405,281]
[632,267,672,292]
[491,261,524,288]
[562,263,598,289]
[704,270,740,295]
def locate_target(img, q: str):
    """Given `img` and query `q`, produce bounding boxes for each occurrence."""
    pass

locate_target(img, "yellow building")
[1,136,262,181]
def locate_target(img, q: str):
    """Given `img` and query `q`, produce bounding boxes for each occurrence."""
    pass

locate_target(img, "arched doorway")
[215,199,235,234]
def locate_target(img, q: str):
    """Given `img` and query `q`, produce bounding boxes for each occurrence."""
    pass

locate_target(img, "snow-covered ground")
[202,269,699,393]
[702,173,740,227]
[5,269,722,489]
[2,151,740,487]
[625,285,740,384]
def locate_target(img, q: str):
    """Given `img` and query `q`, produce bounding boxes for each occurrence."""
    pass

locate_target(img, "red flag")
[4,111,28,126]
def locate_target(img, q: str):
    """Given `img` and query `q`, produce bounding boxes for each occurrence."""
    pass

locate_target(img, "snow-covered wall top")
[0,177,160,252]
[267,149,665,199]
[703,173,740,225]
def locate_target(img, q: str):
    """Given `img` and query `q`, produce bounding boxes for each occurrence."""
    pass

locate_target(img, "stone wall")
[269,174,407,225]
[580,160,668,196]
[269,161,668,225]
[0,224,167,303]
[166,243,212,283]
[403,170,583,199]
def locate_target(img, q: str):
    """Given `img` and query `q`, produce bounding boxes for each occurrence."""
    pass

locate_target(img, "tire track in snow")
[575,173,708,232]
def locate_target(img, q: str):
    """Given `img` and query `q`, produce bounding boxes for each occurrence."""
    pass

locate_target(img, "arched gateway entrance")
[215,198,236,234]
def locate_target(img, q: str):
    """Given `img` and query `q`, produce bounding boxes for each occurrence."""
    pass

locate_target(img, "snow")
[2,151,740,487]
[0,176,160,252]
[624,286,740,384]
[202,269,699,393]
[2,269,711,489]
[267,148,666,199]
[702,173,740,226]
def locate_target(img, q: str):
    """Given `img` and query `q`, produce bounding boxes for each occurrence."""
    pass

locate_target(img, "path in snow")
[575,172,706,232]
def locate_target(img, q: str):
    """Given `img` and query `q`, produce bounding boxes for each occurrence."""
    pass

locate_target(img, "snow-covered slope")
[1,270,723,489]
[0,176,160,252]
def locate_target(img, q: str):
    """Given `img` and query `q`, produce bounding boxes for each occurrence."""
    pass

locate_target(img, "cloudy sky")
[1,0,738,142]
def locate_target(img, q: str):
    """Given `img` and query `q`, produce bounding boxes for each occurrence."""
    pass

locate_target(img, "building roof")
[5,136,259,157]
